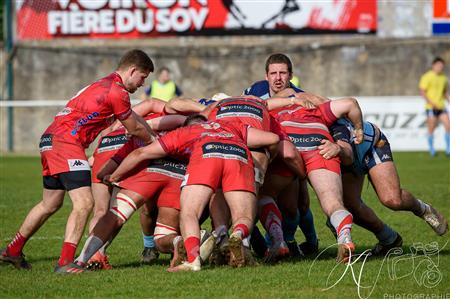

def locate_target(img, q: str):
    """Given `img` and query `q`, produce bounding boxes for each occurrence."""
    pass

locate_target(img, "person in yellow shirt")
[143,67,182,102]
[419,57,450,156]
[290,74,300,88]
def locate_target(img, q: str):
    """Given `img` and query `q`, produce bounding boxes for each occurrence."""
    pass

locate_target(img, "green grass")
[0,153,449,298]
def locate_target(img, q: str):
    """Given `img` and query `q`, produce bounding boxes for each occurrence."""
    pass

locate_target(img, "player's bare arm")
[109,142,167,182]
[132,98,167,115]
[166,97,205,114]
[97,159,119,182]
[329,98,364,144]
[120,112,155,144]
[319,139,353,165]
[246,127,280,149]
[147,115,187,131]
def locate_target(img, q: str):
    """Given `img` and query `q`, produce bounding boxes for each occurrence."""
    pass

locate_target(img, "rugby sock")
[58,242,77,267]
[233,224,250,239]
[184,236,200,263]
[330,210,353,245]
[375,224,398,245]
[6,232,28,256]
[75,235,104,265]
[414,199,429,217]
[299,208,318,245]
[259,196,284,245]
[143,234,155,248]
[427,135,435,156]
[445,133,450,154]
[282,211,299,242]
[98,242,109,255]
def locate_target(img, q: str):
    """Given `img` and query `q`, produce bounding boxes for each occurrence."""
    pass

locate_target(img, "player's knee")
[41,199,63,214]
[72,197,94,214]
[381,193,403,210]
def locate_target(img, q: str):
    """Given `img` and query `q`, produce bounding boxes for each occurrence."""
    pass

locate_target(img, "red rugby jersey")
[44,72,132,148]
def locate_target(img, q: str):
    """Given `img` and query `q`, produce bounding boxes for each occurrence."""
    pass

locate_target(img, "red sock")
[184,236,200,263]
[259,196,283,229]
[233,224,250,238]
[6,232,28,256]
[336,214,353,236]
[58,242,77,266]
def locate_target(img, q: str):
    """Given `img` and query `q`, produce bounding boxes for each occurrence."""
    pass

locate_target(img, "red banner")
[16,0,377,40]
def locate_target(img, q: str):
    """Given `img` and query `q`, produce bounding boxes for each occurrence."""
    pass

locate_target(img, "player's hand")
[354,128,364,144]
[102,175,113,185]
[295,98,315,109]
[88,156,95,167]
[318,140,340,159]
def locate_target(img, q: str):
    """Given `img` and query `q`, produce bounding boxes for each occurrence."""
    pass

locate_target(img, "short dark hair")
[432,57,445,65]
[265,53,293,74]
[183,114,207,126]
[117,49,154,73]
[158,66,170,74]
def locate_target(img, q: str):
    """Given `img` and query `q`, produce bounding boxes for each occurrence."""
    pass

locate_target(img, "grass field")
[0,153,449,299]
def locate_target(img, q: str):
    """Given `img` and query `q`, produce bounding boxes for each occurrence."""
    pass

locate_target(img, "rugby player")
[267,97,364,262]
[1,50,155,271]
[321,119,449,244]
[244,53,319,256]
[87,97,202,268]
[108,115,280,271]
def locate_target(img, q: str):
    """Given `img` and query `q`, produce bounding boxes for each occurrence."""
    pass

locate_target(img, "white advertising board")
[355,96,447,151]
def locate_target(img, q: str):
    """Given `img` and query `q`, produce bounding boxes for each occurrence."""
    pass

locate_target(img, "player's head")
[117,49,154,93]
[431,57,445,74]
[265,53,293,95]
[157,67,171,84]
[183,114,207,126]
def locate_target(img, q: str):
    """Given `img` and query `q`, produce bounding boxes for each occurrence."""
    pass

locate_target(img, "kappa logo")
[68,159,90,171]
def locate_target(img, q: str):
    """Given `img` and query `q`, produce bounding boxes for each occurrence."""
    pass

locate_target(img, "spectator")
[143,67,182,102]
[419,57,450,156]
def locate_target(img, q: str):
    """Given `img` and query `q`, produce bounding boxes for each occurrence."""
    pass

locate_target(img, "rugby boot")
[370,233,403,257]
[336,234,355,264]
[263,241,290,263]
[228,232,246,268]
[86,251,113,270]
[141,247,159,265]
[209,233,229,266]
[286,240,303,258]
[299,240,319,256]
[54,262,86,274]
[169,237,187,268]
[250,226,268,258]
[199,231,215,264]
[0,248,31,270]
[167,256,201,272]
[422,204,449,236]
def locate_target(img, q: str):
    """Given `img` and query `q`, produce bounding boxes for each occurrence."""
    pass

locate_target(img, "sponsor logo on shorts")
[97,134,128,153]
[216,104,263,121]
[381,154,391,160]
[68,159,90,171]
[202,142,248,163]
[39,134,53,152]
[288,133,328,151]
[71,111,100,136]
[146,159,187,180]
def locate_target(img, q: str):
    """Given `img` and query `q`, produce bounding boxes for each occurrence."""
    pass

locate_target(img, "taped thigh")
[110,192,138,222]
[154,222,178,240]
